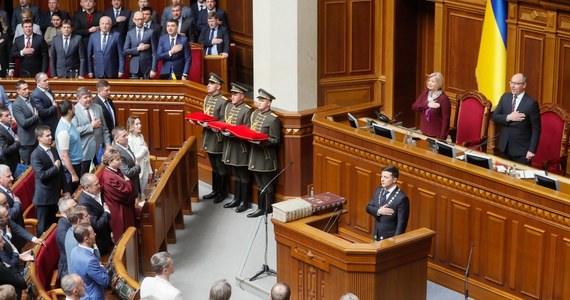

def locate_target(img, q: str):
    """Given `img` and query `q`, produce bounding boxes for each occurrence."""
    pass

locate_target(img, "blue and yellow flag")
[170,66,177,81]
[476,0,507,106]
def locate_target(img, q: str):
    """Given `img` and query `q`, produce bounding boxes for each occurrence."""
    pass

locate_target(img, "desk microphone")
[543,160,551,176]
[464,243,475,300]
[323,207,343,233]
[390,111,402,124]
[463,132,501,155]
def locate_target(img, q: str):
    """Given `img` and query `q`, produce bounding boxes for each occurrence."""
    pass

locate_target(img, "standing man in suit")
[162,4,193,41]
[0,109,20,174]
[198,73,228,203]
[30,125,64,236]
[366,165,410,241]
[124,11,157,79]
[10,19,48,78]
[87,16,124,79]
[39,0,69,33]
[129,0,159,30]
[77,173,113,255]
[72,0,103,53]
[161,0,192,31]
[72,87,112,176]
[112,127,141,197]
[103,0,131,37]
[32,72,59,135]
[11,0,40,33]
[157,19,191,80]
[92,80,118,134]
[0,164,25,250]
[12,80,40,165]
[196,0,228,33]
[50,20,86,79]
[246,89,282,218]
[0,28,12,78]
[69,223,109,299]
[198,12,229,58]
[492,73,541,165]
[141,6,162,41]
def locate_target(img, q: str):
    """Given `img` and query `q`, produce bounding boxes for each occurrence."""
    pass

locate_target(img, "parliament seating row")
[12,167,37,237]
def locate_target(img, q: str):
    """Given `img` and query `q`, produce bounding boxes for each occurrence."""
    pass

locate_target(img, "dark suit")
[129,11,159,30]
[196,8,229,32]
[0,188,25,250]
[39,10,70,32]
[123,26,157,78]
[56,216,71,279]
[10,33,48,77]
[112,143,141,196]
[0,125,21,174]
[87,31,125,78]
[160,5,193,29]
[12,96,40,164]
[491,92,541,164]
[0,260,27,297]
[157,34,191,79]
[0,31,12,78]
[103,7,132,37]
[162,17,193,41]
[72,10,103,50]
[50,34,86,78]
[77,192,113,255]
[198,25,230,55]
[30,145,64,235]
[366,187,410,240]
[11,5,41,32]
[92,96,117,133]
[31,87,59,135]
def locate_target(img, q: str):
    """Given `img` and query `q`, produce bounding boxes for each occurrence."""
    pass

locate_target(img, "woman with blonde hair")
[411,72,451,140]
[126,115,153,193]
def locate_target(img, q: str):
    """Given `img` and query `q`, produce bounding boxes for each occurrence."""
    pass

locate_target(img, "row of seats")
[453,90,570,175]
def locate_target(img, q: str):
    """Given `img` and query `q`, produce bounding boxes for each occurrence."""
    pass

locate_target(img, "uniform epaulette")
[221,96,229,101]
[244,103,252,109]
[271,112,278,117]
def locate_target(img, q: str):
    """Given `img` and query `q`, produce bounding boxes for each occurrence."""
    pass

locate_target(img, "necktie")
[7,127,14,138]
[87,13,93,26]
[85,108,92,122]
[64,37,69,54]
[101,33,108,51]
[46,148,55,163]
[170,37,175,49]
[127,147,136,161]
[26,37,31,48]
[207,29,214,55]
[115,9,120,18]
[137,29,142,43]
[511,94,516,112]
[104,101,115,126]
[178,19,182,33]
[199,4,203,10]
[379,189,388,206]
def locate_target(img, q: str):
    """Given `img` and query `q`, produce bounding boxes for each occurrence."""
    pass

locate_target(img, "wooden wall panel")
[322,156,342,195]
[518,30,545,101]
[351,166,375,233]
[556,38,570,109]
[321,1,348,75]
[163,109,185,150]
[444,8,482,94]
[519,225,545,299]
[319,83,374,107]
[557,238,570,299]
[447,199,470,270]
[221,0,253,85]
[482,212,507,285]
[350,1,373,72]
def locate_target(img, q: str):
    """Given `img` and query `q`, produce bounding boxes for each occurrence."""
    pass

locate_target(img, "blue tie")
[207,29,214,55]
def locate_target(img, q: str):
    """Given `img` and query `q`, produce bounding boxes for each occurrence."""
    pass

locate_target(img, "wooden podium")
[273,212,435,300]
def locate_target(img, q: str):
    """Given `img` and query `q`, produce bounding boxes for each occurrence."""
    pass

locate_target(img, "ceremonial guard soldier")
[247,89,282,218]
[222,83,253,212]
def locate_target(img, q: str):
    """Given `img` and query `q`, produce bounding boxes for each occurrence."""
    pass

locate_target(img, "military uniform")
[222,83,253,212]
[247,89,282,218]
[201,73,229,203]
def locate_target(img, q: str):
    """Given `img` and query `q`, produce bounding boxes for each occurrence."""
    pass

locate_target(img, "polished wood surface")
[139,137,198,275]
[312,103,570,299]
[273,212,435,300]
[109,226,140,300]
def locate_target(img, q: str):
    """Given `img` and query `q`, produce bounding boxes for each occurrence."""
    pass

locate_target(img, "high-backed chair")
[454,90,492,149]
[12,167,38,236]
[531,103,570,175]
[26,223,63,300]
[189,42,204,83]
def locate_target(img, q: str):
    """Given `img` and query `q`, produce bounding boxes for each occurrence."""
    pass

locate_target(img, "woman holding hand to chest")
[412,72,451,140]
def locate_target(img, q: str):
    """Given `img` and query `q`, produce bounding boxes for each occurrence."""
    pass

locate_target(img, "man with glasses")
[492,73,541,165]
[124,11,157,79]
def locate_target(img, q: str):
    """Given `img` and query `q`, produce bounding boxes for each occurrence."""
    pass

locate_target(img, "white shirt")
[140,276,183,300]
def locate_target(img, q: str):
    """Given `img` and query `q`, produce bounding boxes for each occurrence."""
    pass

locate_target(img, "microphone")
[464,243,475,300]
[259,161,294,196]
[143,66,152,79]
[323,207,343,233]
[543,160,550,176]
[463,132,501,155]
[390,111,402,124]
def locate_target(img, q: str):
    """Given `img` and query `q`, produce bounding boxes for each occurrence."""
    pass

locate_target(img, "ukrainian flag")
[170,66,177,81]
[476,0,507,106]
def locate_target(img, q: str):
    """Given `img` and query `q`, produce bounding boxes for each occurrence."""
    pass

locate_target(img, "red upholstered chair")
[453,90,492,149]
[26,223,63,300]
[531,103,570,175]
[12,167,38,236]
[189,42,204,83]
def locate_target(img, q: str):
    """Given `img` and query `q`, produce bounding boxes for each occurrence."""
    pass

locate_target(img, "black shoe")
[223,198,241,208]
[235,202,250,213]
[247,209,264,218]
[203,191,218,200]
[213,194,226,203]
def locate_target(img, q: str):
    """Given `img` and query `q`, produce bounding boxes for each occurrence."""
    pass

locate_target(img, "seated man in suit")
[87,16,125,79]
[366,165,410,241]
[0,204,45,252]
[30,125,64,236]
[77,173,113,255]
[32,72,60,135]
[0,109,21,175]
[157,19,191,80]
[69,223,109,300]
[140,251,183,299]
[123,11,157,79]
[50,20,86,79]
[198,12,229,58]
[112,127,141,197]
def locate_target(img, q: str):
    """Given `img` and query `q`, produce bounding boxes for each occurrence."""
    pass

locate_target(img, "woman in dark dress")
[411,72,451,140]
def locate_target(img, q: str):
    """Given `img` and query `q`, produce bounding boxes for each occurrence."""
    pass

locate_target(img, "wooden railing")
[108,226,140,300]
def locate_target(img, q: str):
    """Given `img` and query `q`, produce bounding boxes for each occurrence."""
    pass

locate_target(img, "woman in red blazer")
[98,149,136,243]
[411,72,451,140]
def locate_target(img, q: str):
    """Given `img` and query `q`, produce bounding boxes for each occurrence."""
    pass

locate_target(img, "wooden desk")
[312,103,570,300]
[273,213,435,299]
[139,137,198,275]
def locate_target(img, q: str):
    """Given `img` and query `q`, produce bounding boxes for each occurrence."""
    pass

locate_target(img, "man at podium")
[366,165,410,241]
